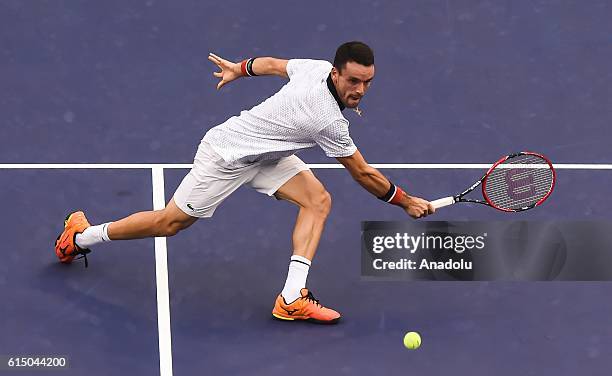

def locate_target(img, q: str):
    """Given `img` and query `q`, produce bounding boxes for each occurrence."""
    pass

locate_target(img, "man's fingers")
[410,204,434,219]
[209,52,222,60]
[216,80,226,90]
[208,53,223,67]
[209,53,232,68]
[410,209,425,219]
[207,54,219,64]
[213,71,222,78]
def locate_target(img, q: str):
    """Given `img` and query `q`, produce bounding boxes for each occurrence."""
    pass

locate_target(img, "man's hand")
[403,195,435,219]
[208,53,242,90]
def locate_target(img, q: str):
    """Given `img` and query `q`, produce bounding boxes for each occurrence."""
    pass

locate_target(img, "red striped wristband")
[390,186,405,205]
[379,182,405,206]
[240,59,248,76]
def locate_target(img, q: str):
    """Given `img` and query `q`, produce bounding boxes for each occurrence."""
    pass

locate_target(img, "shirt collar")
[326,73,345,111]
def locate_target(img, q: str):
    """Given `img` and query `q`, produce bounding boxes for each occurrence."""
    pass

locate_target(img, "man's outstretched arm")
[336,149,434,219]
[208,53,288,89]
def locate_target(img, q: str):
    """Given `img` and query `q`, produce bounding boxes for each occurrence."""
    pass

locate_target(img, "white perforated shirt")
[202,59,357,164]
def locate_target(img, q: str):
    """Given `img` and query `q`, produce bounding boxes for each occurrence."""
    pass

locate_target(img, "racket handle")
[431,196,456,209]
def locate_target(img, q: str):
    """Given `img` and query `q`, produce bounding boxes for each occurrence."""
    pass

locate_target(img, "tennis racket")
[431,151,556,212]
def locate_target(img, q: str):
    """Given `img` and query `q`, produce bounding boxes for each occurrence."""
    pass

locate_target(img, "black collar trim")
[326,73,345,111]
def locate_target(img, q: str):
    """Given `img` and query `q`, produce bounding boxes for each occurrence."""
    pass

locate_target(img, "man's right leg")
[261,168,340,324]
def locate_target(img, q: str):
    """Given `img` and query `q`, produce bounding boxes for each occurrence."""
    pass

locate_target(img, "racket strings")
[484,154,554,210]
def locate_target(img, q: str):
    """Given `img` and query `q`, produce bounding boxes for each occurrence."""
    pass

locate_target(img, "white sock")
[281,255,311,303]
[75,222,112,249]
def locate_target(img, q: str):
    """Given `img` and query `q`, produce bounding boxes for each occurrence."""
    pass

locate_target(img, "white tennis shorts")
[173,142,309,218]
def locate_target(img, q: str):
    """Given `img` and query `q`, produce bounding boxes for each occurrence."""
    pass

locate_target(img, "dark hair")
[333,41,374,71]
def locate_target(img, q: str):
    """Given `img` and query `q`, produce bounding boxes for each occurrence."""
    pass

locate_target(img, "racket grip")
[431,196,456,209]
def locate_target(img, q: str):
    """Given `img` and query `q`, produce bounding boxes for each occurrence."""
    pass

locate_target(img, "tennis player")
[55,41,434,324]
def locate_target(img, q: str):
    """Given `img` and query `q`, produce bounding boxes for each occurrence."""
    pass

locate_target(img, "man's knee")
[154,209,195,237]
[162,220,185,237]
[307,190,332,218]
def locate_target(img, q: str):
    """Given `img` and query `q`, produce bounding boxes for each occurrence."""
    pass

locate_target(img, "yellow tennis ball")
[403,331,422,350]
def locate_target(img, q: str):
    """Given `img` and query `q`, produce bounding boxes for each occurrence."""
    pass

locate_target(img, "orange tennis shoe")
[272,288,341,324]
[54,211,92,267]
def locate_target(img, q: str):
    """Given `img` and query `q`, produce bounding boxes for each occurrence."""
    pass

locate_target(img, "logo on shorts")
[186,203,195,211]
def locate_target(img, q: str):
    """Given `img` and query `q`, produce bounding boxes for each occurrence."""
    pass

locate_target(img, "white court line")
[1,163,612,169]
[151,167,173,376]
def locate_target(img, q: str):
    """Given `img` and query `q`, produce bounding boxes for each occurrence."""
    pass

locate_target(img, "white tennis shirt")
[202,59,357,164]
